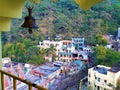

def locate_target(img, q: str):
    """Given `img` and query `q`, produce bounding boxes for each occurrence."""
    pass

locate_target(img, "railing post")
[1,73,4,90]
[0,32,2,90]
[29,85,32,90]
[13,78,16,90]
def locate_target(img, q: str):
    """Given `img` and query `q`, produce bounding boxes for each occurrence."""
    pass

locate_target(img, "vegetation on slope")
[2,0,120,64]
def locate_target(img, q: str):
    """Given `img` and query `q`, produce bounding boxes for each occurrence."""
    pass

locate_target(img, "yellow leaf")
[0,17,11,32]
[74,0,104,11]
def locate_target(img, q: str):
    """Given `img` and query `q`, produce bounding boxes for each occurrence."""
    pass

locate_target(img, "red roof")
[31,70,46,76]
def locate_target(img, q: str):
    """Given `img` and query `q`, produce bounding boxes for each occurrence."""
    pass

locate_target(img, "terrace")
[34,64,61,78]
[93,66,108,75]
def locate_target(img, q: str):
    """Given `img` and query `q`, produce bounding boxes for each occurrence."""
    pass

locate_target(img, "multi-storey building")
[58,40,74,61]
[88,65,120,90]
[59,38,89,62]
[72,38,84,50]
[72,50,88,61]
[38,38,89,62]
[39,40,63,56]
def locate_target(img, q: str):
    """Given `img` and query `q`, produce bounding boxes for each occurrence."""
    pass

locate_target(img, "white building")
[38,38,90,62]
[72,50,88,60]
[117,28,120,41]
[38,40,72,61]
[88,65,120,90]
[38,40,63,56]
[2,57,11,64]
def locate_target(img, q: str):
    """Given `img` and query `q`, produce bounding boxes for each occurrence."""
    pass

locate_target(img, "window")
[69,50,71,53]
[73,54,78,57]
[89,74,90,77]
[94,75,97,79]
[98,78,100,82]
[97,86,100,90]
[104,80,107,83]
[79,44,82,46]
[88,81,90,84]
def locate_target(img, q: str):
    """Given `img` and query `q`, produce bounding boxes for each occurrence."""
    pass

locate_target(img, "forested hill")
[2,0,120,44]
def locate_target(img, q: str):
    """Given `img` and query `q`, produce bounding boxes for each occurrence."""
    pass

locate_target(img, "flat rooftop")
[34,63,61,77]
[93,66,108,75]
[93,65,120,75]
[108,67,120,73]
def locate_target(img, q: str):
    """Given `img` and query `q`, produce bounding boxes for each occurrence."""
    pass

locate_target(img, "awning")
[0,17,11,31]
[0,0,25,18]
[0,0,25,32]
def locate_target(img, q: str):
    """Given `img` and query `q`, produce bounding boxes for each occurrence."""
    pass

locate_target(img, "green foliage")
[2,0,120,64]
[105,49,120,66]
[88,86,94,90]
[3,43,15,58]
[3,0,120,42]
[116,77,120,90]
[3,42,27,62]
[93,46,120,66]
[96,34,107,46]
[28,55,44,65]
[14,43,26,57]
[27,47,44,65]
[87,34,107,46]
[95,45,106,65]
[44,45,56,61]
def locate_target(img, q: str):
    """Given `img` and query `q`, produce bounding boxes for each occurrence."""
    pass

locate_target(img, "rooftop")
[108,67,120,73]
[34,63,61,77]
[93,66,108,75]
[92,65,120,75]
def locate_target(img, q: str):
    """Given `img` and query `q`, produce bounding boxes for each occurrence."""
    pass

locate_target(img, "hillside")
[2,0,120,42]
[2,0,120,62]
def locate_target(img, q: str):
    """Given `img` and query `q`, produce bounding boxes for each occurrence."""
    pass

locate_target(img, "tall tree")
[94,45,107,65]
[93,47,120,66]
[105,49,120,66]
[3,43,15,58]
[43,45,56,62]
[14,42,26,62]
[28,46,44,65]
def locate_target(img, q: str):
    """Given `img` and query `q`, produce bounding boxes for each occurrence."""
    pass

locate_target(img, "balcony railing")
[0,69,48,90]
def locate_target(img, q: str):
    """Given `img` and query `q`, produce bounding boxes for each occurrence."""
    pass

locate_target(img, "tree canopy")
[93,46,120,67]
